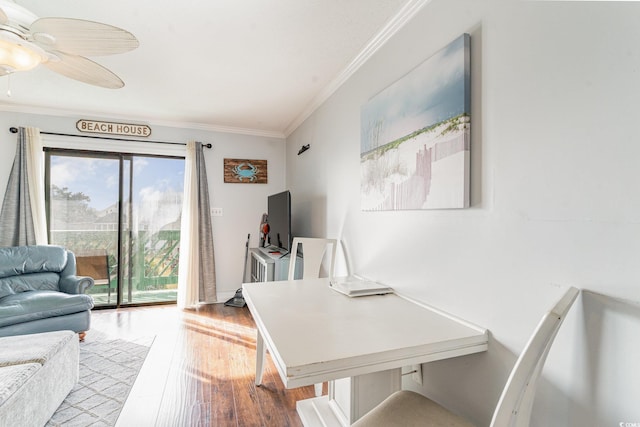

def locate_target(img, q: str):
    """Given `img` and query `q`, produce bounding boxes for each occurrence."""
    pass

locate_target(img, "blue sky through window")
[50,155,185,211]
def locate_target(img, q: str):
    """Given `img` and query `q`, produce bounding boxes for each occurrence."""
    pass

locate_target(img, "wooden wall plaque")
[224,159,268,183]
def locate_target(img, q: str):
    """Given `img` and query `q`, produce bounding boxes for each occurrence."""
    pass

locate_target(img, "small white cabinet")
[249,247,302,282]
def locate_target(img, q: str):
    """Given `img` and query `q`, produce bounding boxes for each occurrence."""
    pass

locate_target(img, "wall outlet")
[211,207,223,216]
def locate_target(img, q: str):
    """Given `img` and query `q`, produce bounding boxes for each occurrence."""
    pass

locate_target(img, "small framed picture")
[224,158,268,183]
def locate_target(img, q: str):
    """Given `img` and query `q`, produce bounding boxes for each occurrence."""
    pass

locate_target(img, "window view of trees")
[50,185,100,229]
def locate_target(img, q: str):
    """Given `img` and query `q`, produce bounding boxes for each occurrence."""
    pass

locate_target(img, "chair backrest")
[288,237,337,281]
[0,245,68,279]
[76,252,110,285]
[490,286,580,427]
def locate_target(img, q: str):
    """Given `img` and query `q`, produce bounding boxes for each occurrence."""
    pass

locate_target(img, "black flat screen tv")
[267,190,292,252]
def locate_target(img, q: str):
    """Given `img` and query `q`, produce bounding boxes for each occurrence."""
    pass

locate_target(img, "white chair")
[352,286,580,427]
[288,237,337,397]
[288,237,337,281]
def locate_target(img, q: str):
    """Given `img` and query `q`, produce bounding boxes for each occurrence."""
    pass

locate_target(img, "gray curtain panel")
[196,142,217,302]
[0,128,37,247]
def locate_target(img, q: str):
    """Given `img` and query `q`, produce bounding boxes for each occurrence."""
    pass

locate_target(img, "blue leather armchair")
[0,245,95,340]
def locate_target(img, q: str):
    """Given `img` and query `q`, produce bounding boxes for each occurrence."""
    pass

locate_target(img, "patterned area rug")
[46,333,154,427]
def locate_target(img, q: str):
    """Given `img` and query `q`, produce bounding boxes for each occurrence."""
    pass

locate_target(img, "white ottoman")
[0,331,79,427]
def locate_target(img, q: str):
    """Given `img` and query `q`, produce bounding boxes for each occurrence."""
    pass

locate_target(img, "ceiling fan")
[0,0,138,88]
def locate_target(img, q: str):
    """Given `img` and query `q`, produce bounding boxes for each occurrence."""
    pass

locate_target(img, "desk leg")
[297,368,401,427]
[255,331,266,386]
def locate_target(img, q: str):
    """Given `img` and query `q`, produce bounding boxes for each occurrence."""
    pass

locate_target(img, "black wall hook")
[297,144,310,155]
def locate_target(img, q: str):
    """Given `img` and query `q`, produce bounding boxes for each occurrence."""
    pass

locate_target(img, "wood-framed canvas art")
[360,33,470,211]
[224,159,268,183]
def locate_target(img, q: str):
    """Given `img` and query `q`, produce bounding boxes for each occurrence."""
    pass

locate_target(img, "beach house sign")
[76,120,152,137]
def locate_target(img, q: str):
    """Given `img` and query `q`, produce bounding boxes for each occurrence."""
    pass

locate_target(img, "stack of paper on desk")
[329,275,393,297]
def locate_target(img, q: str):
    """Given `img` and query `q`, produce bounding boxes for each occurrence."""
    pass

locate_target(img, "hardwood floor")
[89,303,314,426]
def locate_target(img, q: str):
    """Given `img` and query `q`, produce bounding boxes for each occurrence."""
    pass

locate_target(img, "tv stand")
[249,247,302,282]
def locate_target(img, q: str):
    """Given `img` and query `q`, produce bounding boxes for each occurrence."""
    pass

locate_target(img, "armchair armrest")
[59,275,95,294]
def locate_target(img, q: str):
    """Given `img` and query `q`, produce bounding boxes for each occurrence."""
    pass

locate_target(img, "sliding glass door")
[45,149,184,307]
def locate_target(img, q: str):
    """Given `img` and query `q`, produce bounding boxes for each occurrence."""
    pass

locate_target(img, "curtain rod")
[8,127,212,149]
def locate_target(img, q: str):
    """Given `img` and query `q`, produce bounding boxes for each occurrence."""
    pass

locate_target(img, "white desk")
[242,278,488,426]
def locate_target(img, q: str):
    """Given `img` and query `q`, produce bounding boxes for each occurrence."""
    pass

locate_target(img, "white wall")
[286,0,640,425]
[0,111,287,301]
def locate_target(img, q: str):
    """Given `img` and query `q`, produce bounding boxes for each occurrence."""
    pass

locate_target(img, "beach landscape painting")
[361,34,470,211]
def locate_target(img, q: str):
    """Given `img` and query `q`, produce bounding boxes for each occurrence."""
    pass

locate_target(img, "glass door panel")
[126,156,183,304]
[47,154,120,307]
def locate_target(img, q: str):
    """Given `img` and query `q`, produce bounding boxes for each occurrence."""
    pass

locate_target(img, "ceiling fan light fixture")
[0,1,138,87]
[0,36,43,73]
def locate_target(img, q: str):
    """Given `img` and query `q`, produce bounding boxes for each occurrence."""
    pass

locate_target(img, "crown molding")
[0,102,287,139]
[283,0,432,137]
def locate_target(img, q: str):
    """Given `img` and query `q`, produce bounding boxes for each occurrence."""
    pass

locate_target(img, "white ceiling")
[0,0,421,137]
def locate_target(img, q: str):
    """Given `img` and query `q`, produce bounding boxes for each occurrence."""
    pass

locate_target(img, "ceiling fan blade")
[30,17,139,56]
[43,53,125,89]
